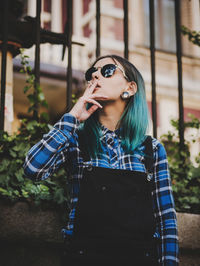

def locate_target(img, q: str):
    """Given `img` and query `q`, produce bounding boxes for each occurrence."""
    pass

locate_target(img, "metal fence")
[0,0,184,151]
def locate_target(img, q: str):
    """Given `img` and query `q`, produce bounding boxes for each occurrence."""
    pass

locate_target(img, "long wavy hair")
[79,54,150,158]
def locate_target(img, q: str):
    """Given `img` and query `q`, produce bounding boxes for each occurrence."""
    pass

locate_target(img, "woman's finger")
[86,98,103,108]
[90,94,109,100]
[84,80,98,95]
[87,104,99,115]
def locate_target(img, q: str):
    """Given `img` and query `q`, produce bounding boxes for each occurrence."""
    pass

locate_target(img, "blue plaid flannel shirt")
[23,113,179,265]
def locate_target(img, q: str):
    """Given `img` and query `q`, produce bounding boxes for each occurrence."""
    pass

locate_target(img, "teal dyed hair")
[79,55,150,158]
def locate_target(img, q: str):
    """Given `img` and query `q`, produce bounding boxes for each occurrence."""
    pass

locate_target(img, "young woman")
[24,55,179,265]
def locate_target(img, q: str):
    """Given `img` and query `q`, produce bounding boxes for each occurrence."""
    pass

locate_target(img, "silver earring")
[121,91,130,99]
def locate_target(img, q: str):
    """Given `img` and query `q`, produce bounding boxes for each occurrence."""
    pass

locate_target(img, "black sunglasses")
[85,63,128,81]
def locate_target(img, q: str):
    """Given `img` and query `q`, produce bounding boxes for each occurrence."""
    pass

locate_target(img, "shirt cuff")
[53,113,80,138]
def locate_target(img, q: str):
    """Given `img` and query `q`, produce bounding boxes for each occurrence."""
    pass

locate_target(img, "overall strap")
[143,136,154,174]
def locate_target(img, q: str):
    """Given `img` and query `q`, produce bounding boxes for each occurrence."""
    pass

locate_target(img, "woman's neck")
[98,102,126,131]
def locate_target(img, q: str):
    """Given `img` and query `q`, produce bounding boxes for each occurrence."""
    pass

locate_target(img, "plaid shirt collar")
[100,123,121,143]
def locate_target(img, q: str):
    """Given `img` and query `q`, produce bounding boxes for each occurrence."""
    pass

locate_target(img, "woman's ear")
[127,81,137,96]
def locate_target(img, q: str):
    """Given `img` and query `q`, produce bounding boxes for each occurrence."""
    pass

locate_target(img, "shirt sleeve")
[153,141,179,265]
[23,113,80,181]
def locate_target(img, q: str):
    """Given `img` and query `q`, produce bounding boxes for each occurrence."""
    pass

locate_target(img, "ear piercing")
[121,91,130,99]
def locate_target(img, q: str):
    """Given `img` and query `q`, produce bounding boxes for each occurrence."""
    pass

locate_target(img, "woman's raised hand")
[69,81,108,122]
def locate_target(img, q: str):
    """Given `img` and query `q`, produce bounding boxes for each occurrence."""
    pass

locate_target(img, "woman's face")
[89,57,132,102]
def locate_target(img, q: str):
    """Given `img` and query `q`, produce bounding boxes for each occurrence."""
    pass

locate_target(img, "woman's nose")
[92,69,100,80]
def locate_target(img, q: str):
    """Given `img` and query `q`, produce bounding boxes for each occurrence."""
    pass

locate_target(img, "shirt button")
[102,186,107,191]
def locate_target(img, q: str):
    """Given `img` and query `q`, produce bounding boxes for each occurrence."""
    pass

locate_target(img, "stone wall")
[178,212,200,265]
[0,201,199,265]
[0,201,63,266]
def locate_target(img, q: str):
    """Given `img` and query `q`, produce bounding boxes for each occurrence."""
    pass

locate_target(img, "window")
[143,0,176,52]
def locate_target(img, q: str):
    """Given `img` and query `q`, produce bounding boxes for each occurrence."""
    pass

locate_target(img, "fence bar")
[33,0,41,120]
[149,0,157,138]
[96,0,100,58]
[175,0,184,151]
[0,0,9,131]
[66,0,73,112]
[123,0,129,59]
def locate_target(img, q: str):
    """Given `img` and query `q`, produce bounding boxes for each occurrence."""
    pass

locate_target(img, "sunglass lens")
[85,67,96,81]
[102,64,116,78]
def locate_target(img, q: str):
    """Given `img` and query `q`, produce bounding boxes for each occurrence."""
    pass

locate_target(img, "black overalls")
[62,136,159,266]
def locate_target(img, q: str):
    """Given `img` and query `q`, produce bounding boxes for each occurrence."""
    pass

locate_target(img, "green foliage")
[160,115,200,214]
[181,26,200,47]
[0,50,69,209]
[0,124,69,209]
[19,48,49,122]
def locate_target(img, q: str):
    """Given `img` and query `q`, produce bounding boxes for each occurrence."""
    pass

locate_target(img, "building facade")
[6,0,200,156]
